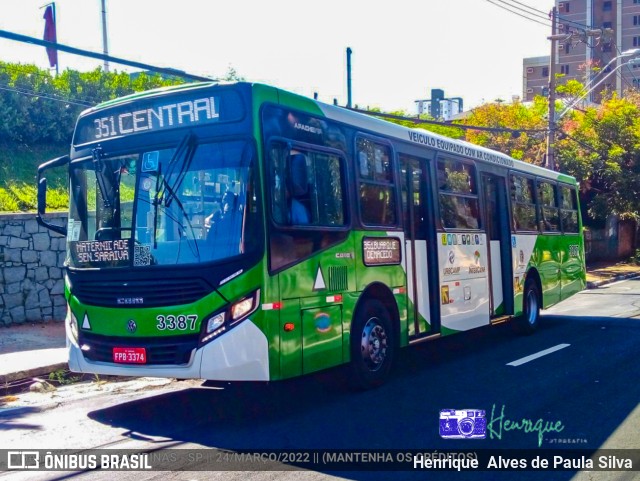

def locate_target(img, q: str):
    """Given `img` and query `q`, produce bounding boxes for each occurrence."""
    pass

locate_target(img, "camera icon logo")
[439,409,486,439]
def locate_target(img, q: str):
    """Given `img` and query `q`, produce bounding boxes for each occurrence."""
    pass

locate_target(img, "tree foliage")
[457,97,548,164]
[0,62,186,145]
[557,90,640,221]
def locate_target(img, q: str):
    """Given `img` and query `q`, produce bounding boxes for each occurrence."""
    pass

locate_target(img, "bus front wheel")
[350,300,395,390]
[514,278,540,335]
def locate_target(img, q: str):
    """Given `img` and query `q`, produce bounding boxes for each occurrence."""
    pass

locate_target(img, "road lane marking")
[507,344,571,367]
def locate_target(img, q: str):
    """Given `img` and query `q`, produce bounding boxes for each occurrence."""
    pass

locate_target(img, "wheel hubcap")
[360,317,388,371]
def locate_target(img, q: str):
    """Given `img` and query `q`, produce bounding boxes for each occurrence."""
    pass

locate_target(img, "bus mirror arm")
[37,155,70,237]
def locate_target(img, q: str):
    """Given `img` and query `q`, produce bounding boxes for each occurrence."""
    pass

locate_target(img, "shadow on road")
[87,315,640,480]
[0,406,43,431]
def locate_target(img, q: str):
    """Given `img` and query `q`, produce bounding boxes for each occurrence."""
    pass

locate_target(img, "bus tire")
[514,278,540,335]
[350,299,395,390]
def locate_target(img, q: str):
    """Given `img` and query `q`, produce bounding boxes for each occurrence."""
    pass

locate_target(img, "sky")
[0,0,555,112]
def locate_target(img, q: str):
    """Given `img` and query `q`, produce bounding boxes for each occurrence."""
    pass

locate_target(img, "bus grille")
[72,278,212,308]
[328,266,348,291]
[78,332,199,365]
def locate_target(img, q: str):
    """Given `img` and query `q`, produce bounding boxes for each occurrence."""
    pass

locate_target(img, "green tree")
[458,97,547,164]
[557,90,640,221]
[0,63,186,146]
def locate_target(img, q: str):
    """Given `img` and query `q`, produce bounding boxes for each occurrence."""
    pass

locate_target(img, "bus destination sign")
[73,88,247,146]
[71,239,130,267]
[363,237,401,266]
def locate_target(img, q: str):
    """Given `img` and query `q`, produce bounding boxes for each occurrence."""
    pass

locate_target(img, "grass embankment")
[0,143,68,212]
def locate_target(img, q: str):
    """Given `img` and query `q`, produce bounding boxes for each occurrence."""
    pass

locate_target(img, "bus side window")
[288,153,311,225]
[437,157,479,230]
[267,141,348,271]
[511,175,537,231]
[356,137,397,227]
[560,185,579,233]
[537,181,560,232]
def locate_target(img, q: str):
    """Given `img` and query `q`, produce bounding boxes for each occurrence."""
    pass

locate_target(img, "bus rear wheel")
[514,278,540,335]
[350,300,395,390]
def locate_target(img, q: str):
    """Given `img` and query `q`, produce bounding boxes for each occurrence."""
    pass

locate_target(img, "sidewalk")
[0,321,66,386]
[585,261,640,288]
[1,261,640,390]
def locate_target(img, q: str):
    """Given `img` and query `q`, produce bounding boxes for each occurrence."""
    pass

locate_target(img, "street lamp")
[557,55,640,120]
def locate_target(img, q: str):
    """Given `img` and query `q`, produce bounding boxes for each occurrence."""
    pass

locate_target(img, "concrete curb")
[0,361,68,385]
[587,273,640,289]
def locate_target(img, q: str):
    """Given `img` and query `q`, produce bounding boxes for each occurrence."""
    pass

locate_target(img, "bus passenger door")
[400,154,440,339]
[481,174,514,316]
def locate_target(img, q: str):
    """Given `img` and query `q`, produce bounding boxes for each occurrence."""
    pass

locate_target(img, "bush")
[0,187,19,211]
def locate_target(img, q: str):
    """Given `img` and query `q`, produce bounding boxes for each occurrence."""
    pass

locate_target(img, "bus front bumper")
[67,319,270,381]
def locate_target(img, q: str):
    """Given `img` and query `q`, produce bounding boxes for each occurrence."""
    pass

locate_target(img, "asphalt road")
[2,279,640,481]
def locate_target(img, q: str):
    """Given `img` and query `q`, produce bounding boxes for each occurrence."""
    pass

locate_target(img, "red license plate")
[113,347,147,364]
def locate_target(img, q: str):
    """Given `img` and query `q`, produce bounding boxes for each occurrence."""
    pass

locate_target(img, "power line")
[491,0,593,33]
[346,107,547,135]
[0,82,92,107]
[503,0,549,16]
[0,29,213,83]
[507,0,591,30]
[483,0,551,27]
[492,0,552,24]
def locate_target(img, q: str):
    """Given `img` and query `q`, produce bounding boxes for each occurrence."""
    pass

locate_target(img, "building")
[523,0,640,102]
[523,56,551,101]
[415,89,464,121]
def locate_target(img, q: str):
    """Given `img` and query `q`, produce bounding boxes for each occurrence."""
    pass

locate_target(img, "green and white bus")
[37,82,585,388]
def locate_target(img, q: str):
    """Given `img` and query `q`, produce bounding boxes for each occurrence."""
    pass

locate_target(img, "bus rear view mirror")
[36,155,70,237]
[37,177,47,216]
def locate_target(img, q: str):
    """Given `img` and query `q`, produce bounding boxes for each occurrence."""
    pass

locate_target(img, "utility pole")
[101,0,109,73]
[546,6,558,171]
[346,47,352,108]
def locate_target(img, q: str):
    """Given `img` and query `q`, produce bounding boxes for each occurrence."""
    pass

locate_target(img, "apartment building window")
[602,43,612,52]
[634,16,640,26]
[634,36,640,47]
[603,21,612,29]
[542,66,549,77]
[560,65,570,75]
[559,2,570,13]
[603,1,612,11]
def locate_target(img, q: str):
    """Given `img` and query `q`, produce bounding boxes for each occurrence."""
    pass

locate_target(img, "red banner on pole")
[43,4,58,68]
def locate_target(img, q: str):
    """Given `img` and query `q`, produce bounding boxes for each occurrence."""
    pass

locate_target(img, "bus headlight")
[199,290,260,345]
[206,312,225,334]
[231,291,259,322]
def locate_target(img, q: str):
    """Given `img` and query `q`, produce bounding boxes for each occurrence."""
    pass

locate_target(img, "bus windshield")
[67,138,257,268]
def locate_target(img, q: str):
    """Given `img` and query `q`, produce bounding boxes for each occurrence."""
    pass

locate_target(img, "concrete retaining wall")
[0,212,67,325]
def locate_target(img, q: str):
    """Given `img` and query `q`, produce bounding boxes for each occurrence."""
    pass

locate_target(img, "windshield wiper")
[150,134,200,261]
[92,147,112,209]
[156,133,196,208]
